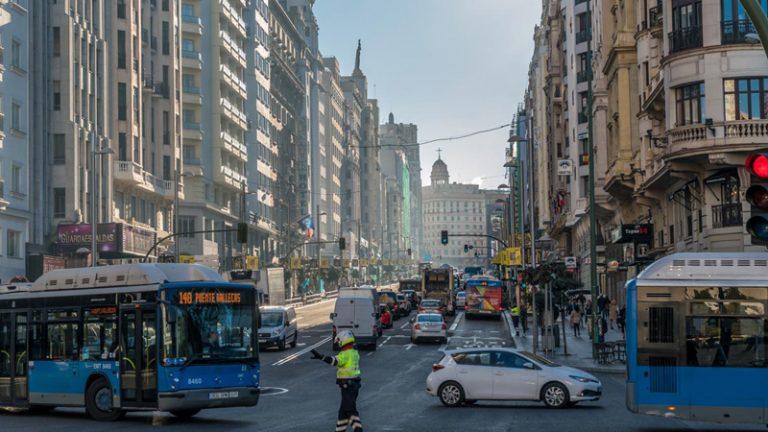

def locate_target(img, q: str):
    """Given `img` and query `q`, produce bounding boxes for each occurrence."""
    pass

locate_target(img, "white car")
[455,291,466,309]
[426,348,601,408]
[411,313,447,344]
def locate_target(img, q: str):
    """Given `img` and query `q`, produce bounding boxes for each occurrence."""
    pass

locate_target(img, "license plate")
[209,391,239,400]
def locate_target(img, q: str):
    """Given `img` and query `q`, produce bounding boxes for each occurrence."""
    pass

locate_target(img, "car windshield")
[418,314,443,323]
[457,292,466,298]
[520,351,560,367]
[397,295,405,301]
[260,311,283,328]
[422,300,440,307]
[162,286,256,362]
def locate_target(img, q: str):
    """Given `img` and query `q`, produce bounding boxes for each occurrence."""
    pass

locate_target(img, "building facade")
[422,157,488,268]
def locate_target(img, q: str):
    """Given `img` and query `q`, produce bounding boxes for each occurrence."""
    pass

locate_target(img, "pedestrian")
[520,305,528,336]
[311,331,363,432]
[609,298,618,330]
[617,306,626,337]
[511,304,521,336]
[597,294,608,320]
[570,306,581,337]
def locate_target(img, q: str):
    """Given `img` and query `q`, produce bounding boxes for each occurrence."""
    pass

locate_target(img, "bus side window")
[648,307,674,343]
[47,322,80,361]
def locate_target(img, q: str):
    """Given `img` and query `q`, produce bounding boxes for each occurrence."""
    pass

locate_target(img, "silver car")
[411,313,447,344]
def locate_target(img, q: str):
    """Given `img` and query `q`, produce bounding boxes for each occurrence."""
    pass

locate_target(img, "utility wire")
[351,123,511,149]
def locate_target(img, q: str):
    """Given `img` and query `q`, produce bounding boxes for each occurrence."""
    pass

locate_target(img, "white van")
[259,306,298,350]
[331,287,379,350]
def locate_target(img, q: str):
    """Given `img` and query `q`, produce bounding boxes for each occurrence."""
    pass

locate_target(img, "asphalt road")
[2,299,765,432]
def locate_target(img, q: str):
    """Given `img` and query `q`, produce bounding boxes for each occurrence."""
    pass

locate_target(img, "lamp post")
[740,0,768,58]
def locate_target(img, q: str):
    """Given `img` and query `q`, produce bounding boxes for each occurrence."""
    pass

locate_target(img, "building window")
[53,187,66,218]
[6,230,20,258]
[724,77,768,121]
[118,133,127,161]
[11,165,20,194]
[670,1,703,53]
[117,83,127,120]
[117,30,126,69]
[53,133,66,165]
[712,172,743,228]
[179,216,195,238]
[11,102,21,131]
[162,22,170,55]
[53,80,61,111]
[52,27,61,57]
[117,0,126,19]
[721,0,768,44]
[675,82,705,126]
[11,39,21,70]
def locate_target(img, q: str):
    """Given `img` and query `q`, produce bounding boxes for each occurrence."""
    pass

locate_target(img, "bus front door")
[0,311,29,406]
[120,306,158,408]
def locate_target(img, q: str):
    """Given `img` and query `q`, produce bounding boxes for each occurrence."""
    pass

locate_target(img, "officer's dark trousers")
[336,379,362,431]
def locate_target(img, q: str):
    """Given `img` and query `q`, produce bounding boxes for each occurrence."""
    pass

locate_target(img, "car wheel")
[170,409,201,420]
[438,381,465,407]
[278,336,286,350]
[290,331,298,348]
[85,378,124,421]
[541,382,570,409]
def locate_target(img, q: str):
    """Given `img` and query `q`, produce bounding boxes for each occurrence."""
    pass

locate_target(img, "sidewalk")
[505,312,626,375]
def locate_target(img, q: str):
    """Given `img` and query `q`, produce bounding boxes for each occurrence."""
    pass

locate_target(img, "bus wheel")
[170,409,201,420]
[85,378,124,421]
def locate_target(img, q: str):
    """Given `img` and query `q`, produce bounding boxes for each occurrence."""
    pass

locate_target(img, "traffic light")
[339,236,346,250]
[441,230,449,245]
[407,248,412,257]
[236,222,248,244]
[746,152,768,244]
[464,244,469,253]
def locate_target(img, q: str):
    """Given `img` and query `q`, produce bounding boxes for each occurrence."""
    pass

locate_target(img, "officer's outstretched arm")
[310,349,337,365]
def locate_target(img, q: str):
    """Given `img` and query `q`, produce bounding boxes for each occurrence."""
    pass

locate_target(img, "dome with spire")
[430,154,449,185]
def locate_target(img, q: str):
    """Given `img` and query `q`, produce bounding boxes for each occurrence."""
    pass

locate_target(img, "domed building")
[422,156,495,267]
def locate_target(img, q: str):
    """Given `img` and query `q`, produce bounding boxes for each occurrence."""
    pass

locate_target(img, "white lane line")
[378,336,392,347]
[449,312,464,332]
[366,352,374,356]
[399,321,411,330]
[272,336,331,366]
[405,343,414,350]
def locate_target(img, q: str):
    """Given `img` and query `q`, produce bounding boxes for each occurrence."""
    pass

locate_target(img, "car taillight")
[414,323,421,330]
[442,322,447,330]
[432,364,445,372]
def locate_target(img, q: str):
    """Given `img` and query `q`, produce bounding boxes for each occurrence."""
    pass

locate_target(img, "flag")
[301,216,314,238]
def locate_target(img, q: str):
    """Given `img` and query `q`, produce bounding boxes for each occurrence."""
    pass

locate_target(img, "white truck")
[330,287,380,350]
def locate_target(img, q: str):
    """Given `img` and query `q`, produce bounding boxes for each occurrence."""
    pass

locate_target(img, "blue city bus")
[626,252,768,425]
[0,263,260,421]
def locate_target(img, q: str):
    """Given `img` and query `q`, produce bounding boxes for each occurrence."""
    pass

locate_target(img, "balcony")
[183,85,202,105]
[220,130,247,159]
[183,120,203,141]
[0,179,7,212]
[576,69,592,84]
[649,5,663,35]
[640,68,664,115]
[712,203,743,229]
[182,49,202,69]
[220,97,248,130]
[218,30,247,67]
[219,64,247,98]
[668,120,768,159]
[669,26,702,54]
[722,20,758,45]
[220,0,248,38]
[575,28,591,44]
[182,14,203,35]
[114,161,179,199]
[219,165,245,189]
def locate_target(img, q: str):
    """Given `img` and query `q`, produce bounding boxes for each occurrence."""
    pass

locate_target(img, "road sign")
[564,256,577,269]
[246,255,259,270]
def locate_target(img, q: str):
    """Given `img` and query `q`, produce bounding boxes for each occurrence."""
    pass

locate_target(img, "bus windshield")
[162,286,257,363]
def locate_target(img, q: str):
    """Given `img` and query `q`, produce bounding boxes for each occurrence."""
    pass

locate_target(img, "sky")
[313,0,541,188]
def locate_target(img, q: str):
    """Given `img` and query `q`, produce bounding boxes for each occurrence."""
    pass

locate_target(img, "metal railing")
[712,203,743,228]
[576,28,591,44]
[722,19,758,44]
[669,26,702,53]
[577,69,592,83]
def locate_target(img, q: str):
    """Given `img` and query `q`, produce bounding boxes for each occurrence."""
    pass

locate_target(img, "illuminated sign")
[178,291,242,305]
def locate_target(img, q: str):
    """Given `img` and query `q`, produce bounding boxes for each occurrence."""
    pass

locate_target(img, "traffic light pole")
[445,233,508,249]
[740,0,768,58]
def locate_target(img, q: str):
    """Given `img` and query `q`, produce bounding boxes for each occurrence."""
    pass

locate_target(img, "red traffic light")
[746,153,768,179]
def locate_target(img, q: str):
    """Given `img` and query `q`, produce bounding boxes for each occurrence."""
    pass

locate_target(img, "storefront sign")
[56,223,120,254]
[122,224,157,256]
[613,224,653,243]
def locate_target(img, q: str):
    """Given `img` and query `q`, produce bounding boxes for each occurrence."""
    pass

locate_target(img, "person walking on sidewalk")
[510,305,521,336]
[617,305,626,337]
[570,306,581,337]
[520,305,528,336]
[608,298,618,330]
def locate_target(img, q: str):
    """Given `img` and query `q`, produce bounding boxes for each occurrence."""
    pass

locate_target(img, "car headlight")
[569,375,599,384]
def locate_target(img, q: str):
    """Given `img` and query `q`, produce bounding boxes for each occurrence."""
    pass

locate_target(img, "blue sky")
[313,0,541,187]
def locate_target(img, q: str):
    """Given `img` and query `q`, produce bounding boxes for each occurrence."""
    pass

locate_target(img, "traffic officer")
[510,304,521,336]
[311,330,363,432]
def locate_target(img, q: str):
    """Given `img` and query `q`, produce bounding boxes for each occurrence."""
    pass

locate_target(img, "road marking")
[260,387,290,396]
[378,336,392,347]
[272,336,331,366]
[449,312,464,332]
[366,352,374,356]
[405,343,414,350]
[399,321,411,330]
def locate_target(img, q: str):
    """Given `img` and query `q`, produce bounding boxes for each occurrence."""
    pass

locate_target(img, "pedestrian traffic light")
[236,222,248,244]
[463,244,469,253]
[746,152,768,244]
[441,230,448,245]
[339,236,346,250]
[407,248,412,256]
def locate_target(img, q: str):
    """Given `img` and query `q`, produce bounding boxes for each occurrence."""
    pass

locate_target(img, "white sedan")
[426,347,601,408]
[411,313,448,344]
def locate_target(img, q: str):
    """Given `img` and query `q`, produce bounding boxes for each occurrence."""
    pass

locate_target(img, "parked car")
[331,287,380,350]
[455,291,466,309]
[410,313,447,344]
[426,348,602,408]
[397,293,411,315]
[258,306,298,350]
[418,298,445,315]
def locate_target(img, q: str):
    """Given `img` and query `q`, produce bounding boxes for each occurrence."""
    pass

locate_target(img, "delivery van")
[330,287,380,350]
